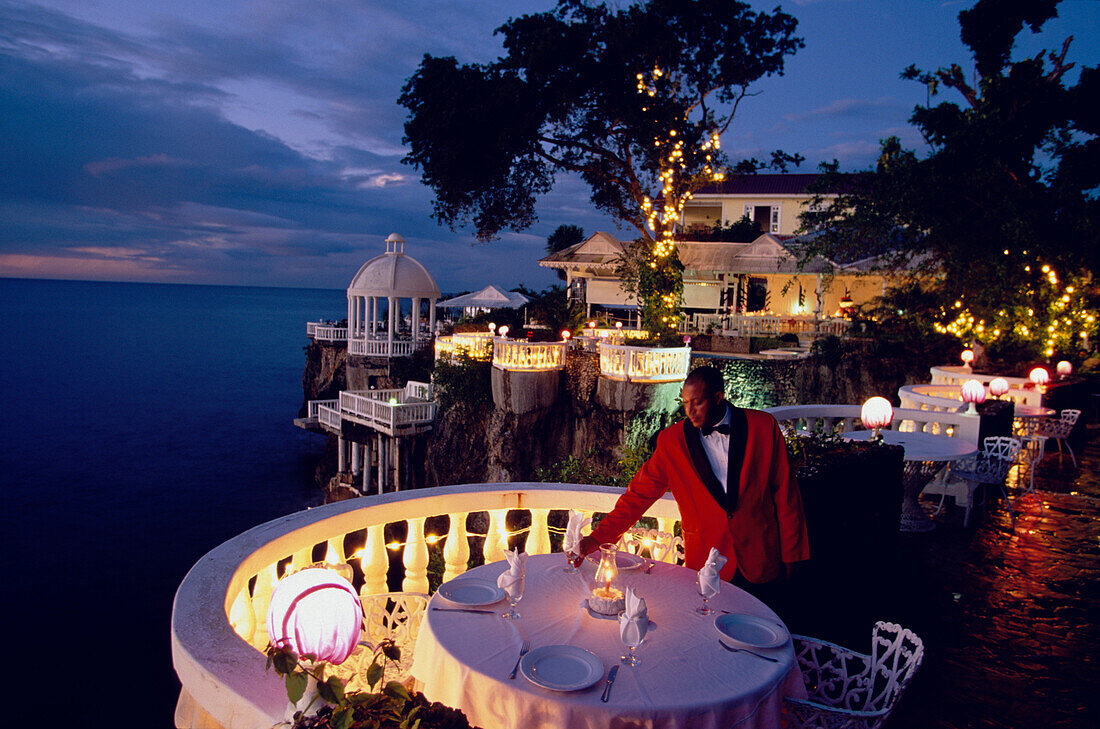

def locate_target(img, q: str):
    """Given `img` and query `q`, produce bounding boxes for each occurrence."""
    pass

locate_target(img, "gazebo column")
[428,300,436,335]
[412,297,421,345]
[369,297,376,337]
[387,296,396,352]
[347,295,354,338]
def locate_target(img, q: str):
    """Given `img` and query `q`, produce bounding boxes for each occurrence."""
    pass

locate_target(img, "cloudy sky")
[1,0,1096,292]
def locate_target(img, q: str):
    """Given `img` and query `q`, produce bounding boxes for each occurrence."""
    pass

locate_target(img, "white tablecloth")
[412,553,805,729]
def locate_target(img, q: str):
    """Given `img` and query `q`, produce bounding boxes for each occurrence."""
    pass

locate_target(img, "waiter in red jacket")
[576,365,809,602]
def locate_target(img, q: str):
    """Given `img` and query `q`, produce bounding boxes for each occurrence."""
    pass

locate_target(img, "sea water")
[0,278,343,725]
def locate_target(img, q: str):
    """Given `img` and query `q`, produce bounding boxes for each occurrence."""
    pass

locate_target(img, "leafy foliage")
[400,0,804,331]
[431,355,492,412]
[267,641,477,729]
[545,224,585,280]
[798,0,1098,363]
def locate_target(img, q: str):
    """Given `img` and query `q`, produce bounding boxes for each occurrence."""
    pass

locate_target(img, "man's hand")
[570,535,600,567]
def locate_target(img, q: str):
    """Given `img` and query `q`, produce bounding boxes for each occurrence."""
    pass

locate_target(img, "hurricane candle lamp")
[988,377,1009,398]
[1056,360,1072,379]
[861,396,893,442]
[588,543,625,615]
[960,379,986,415]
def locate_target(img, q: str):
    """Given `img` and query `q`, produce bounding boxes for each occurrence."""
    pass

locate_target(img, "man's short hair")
[684,365,724,396]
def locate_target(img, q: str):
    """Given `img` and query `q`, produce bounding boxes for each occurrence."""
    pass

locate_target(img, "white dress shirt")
[699,405,731,492]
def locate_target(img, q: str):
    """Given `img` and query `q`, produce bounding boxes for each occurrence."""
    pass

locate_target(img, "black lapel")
[683,410,736,515]
[726,406,748,512]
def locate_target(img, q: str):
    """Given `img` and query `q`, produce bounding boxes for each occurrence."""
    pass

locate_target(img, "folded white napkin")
[496,548,528,599]
[698,547,727,599]
[619,587,648,645]
[563,509,591,555]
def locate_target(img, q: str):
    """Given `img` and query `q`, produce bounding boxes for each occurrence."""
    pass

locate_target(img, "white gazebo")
[347,234,441,358]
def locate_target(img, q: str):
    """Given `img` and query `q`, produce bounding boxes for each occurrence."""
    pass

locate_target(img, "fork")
[717,641,778,662]
[509,639,531,679]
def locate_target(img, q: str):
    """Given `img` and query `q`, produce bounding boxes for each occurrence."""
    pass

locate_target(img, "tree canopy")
[800,0,1097,362]
[400,0,803,331]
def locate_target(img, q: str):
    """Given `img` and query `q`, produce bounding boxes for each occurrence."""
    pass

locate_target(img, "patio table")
[412,553,804,729]
[842,430,977,532]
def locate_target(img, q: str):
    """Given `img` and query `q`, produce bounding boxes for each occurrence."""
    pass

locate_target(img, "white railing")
[434,332,494,362]
[307,399,338,420]
[598,342,691,382]
[705,314,849,338]
[586,327,649,341]
[928,366,1042,406]
[307,322,348,342]
[348,338,416,358]
[317,404,342,430]
[767,404,981,443]
[491,338,567,371]
[339,391,436,433]
[898,384,968,413]
[172,484,684,729]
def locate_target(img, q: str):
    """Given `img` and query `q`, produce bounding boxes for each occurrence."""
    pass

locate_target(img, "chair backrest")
[1041,408,1081,438]
[982,435,1021,462]
[359,591,429,684]
[865,621,925,714]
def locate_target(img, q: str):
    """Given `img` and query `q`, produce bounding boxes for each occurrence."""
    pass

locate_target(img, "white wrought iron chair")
[327,591,428,693]
[784,621,925,729]
[1028,409,1080,470]
[617,526,684,564]
[950,436,1022,526]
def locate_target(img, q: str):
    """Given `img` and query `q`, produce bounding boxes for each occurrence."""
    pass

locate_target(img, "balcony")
[337,383,436,436]
[306,321,348,342]
[348,337,416,358]
[171,483,683,729]
[433,332,494,363]
[598,342,691,383]
[491,338,567,372]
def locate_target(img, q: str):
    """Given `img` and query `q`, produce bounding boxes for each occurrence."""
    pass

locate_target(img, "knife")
[600,665,620,703]
[430,607,496,614]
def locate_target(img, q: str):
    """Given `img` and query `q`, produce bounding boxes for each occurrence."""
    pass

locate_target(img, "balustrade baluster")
[655,517,677,563]
[325,537,345,565]
[250,563,278,646]
[443,512,470,582]
[484,509,507,563]
[527,508,551,554]
[403,517,429,594]
[362,524,388,596]
[229,587,256,644]
[289,546,312,574]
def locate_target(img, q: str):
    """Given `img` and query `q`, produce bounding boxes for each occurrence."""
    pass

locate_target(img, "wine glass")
[501,571,525,620]
[696,588,717,615]
[619,613,645,666]
[563,546,579,574]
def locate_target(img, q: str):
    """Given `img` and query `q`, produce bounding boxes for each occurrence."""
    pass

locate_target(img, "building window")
[743,204,782,233]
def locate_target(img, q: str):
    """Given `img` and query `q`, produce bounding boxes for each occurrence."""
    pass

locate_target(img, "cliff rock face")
[299,341,347,416]
[300,343,944,491]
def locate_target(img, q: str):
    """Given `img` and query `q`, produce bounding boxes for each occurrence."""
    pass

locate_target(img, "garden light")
[1056,360,1072,378]
[267,567,363,666]
[1029,367,1049,387]
[561,329,571,341]
[960,349,974,370]
[861,396,893,442]
[960,379,986,415]
[488,322,496,333]
[498,325,509,337]
[988,377,1009,398]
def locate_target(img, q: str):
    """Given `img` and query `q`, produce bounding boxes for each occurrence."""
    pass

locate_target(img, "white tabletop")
[842,429,977,462]
[412,553,804,729]
[1014,404,1056,418]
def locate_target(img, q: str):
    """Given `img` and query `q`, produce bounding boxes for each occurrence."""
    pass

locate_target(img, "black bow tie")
[701,423,730,437]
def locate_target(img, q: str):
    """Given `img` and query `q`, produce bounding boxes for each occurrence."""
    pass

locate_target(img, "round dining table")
[842,429,977,532]
[412,553,805,729]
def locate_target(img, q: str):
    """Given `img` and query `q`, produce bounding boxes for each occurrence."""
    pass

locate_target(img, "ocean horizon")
[1,277,346,725]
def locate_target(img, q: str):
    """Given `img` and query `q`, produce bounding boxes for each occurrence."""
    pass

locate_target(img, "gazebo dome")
[348,233,440,299]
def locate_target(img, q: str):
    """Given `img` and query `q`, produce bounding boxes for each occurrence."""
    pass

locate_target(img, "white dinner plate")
[436,579,505,607]
[714,614,789,649]
[585,551,645,571]
[520,645,604,691]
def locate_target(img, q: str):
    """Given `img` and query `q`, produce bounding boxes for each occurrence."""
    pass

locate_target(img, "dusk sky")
[2,0,1097,293]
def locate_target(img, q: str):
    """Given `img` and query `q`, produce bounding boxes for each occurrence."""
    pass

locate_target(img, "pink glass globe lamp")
[960,349,974,372]
[497,325,509,338]
[988,377,1010,399]
[1029,367,1049,391]
[861,396,893,443]
[1056,360,1072,379]
[960,379,987,415]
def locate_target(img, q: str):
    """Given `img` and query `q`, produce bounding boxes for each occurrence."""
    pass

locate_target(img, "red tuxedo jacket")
[590,408,809,583]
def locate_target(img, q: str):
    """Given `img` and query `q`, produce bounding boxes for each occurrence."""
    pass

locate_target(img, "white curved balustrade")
[339,390,436,434]
[348,337,416,358]
[306,322,348,342]
[171,483,683,729]
[766,403,980,443]
[928,366,1042,406]
[434,332,494,362]
[599,342,691,382]
[491,338,566,371]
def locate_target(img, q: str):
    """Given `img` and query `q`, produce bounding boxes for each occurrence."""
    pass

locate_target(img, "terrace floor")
[789,427,1098,729]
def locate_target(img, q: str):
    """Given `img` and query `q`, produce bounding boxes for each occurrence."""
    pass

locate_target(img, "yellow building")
[539,174,890,329]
